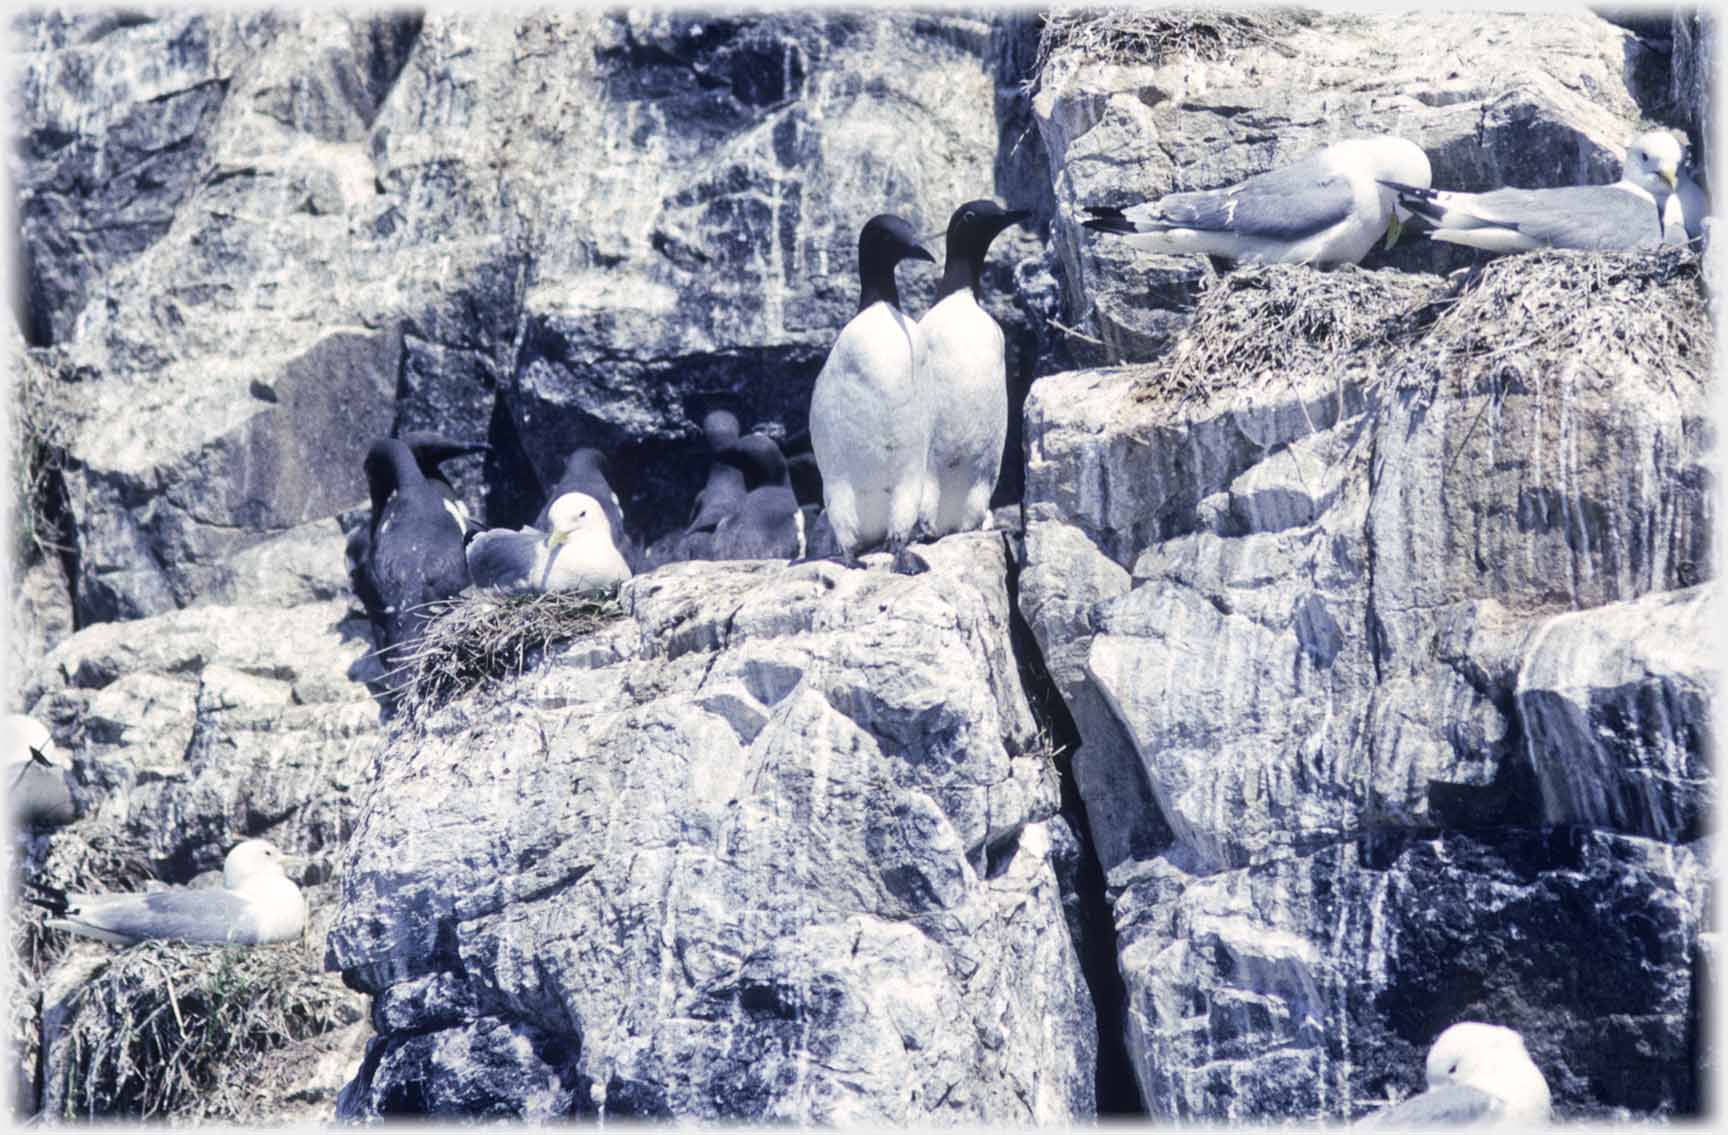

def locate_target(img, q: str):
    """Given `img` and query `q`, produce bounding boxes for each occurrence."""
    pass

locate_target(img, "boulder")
[328,537,1093,1121]
[1518,583,1714,842]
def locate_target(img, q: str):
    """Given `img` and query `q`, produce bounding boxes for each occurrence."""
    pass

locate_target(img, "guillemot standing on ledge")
[919,199,1030,539]
[808,214,935,573]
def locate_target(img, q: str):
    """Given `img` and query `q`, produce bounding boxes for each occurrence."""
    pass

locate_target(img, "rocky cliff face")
[325,536,1093,1122]
[8,6,1715,1126]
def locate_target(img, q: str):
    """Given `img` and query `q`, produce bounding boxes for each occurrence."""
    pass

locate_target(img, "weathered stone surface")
[20,599,379,876]
[329,536,1092,1121]
[1031,10,1669,362]
[1671,10,1715,178]
[1518,584,1714,842]
[7,557,74,704]
[1024,255,1711,873]
[1115,829,1708,1121]
[1019,244,1712,1118]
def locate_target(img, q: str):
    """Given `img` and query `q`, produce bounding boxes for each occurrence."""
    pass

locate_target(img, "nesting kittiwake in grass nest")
[535,447,630,560]
[6,712,76,829]
[1381,130,1686,254]
[28,840,307,947]
[466,492,632,596]
[1358,1021,1552,1128]
[1083,136,1433,265]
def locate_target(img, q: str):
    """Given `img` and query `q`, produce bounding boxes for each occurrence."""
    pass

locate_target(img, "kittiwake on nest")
[1083,136,1433,265]
[6,712,76,828]
[1381,130,1686,253]
[29,839,307,947]
[1358,1021,1551,1127]
[466,492,632,596]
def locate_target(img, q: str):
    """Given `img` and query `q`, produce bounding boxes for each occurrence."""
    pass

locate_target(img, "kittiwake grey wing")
[465,528,546,592]
[1386,181,1668,251]
[48,889,271,947]
[1102,156,1356,241]
[1357,1083,1506,1128]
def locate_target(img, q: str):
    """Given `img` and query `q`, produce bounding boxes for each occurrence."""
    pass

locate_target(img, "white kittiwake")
[1358,1021,1552,1128]
[466,492,632,595]
[1382,130,1686,253]
[6,713,76,829]
[1083,136,1433,265]
[29,839,307,947]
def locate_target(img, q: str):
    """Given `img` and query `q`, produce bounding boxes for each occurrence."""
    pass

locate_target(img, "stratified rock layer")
[1019,250,1713,1120]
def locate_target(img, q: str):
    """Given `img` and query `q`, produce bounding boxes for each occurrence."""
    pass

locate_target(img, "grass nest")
[8,343,76,566]
[1032,5,1312,89]
[1130,245,1707,407]
[1403,244,1708,397]
[14,834,161,979]
[1134,263,1445,404]
[392,589,626,724]
[47,929,360,1121]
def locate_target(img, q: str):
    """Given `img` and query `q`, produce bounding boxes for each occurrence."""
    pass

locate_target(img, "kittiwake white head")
[1624,131,1684,196]
[1424,1021,1551,1121]
[223,838,293,889]
[545,492,611,549]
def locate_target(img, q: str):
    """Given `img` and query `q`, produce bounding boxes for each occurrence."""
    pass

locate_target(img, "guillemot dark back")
[357,438,471,659]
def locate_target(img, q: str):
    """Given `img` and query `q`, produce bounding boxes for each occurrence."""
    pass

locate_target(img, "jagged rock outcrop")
[1116,829,1709,1120]
[328,536,1094,1122]
[1018,249,1713,1119]
[20,599,380,876]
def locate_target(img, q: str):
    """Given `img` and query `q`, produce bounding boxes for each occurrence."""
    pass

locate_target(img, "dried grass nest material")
[393,589,627,722]
[1134,244,1706,405]
[1409,243,1709,394]
[46,932,359,1121]
[9,343,76,564]
[15,836,160,979]
[1143,263,1445,402]
[1032,5,1312,86]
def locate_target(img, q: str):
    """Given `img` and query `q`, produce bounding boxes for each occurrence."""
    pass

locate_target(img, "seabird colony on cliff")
[15,20,1706,1121]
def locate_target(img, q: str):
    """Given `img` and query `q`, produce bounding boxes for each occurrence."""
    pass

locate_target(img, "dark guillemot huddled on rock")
[709,434,805,561]
[354,438,472,660]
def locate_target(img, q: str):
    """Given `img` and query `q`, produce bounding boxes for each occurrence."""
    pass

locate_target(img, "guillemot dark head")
[713,433,790,491]
[856,214,935,312]
[363,438,427,532]
[936,200,1032,301]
